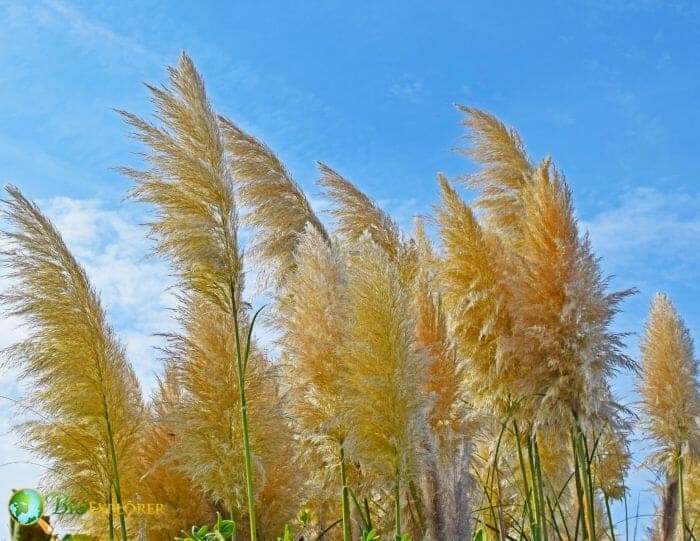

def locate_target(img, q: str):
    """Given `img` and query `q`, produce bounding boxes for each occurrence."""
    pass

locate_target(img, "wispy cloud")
[389,74,426,104]
[2,0,163,69]
[42,197,178,391]
[581,185,700,288]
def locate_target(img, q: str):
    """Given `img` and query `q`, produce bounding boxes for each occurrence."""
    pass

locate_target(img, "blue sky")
[1,0,699,535]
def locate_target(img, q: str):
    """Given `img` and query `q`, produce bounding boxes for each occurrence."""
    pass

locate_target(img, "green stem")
[364,498,374,531]
[108,487,115,541]
[571,429,585,540]
[533,436,548,541]
[679,449,686,541]
[231,283,257,541]
[545,496,563,541]
[348,487,371,532]
[583,433,597,541]
[395,466,402,541]
[604,493,616,541]
[527,434,544,541]
[102,394,127,541]
[513,420,537,538]
[339,445,352,541]
[574,428,596,541]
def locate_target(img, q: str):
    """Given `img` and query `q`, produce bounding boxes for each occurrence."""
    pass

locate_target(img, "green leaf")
[362,529,381,541]
[472,529,485,541]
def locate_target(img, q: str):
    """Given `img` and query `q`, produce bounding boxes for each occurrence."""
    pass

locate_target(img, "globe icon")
[8,488,44,526]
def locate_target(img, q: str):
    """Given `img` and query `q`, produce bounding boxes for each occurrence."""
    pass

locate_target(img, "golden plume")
[275,225,349,450]
[506,161,634,429]
[317,162,401,259]
[341,235,430,538]
[434,174,510,411]
[0,186,144,540]
[638,294,700,541]
[455,105,532,236]
[639,293,700,467]
[413,219,474,540]
[119,52,293,539]
[274,225,366,539]
[412,217,462,433]
[219,117,328,288]
[162,301,296,536]
[593,425,631,501]
[117,52,242,311]
[138,364,217,540]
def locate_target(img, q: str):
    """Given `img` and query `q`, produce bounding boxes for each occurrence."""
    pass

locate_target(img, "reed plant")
[1,187,144,541]
[4,52,700,541]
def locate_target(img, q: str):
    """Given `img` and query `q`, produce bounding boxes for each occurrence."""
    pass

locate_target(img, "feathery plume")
[593,426,631,501]
[507,161,634,429]
[164,301,293,536]
[276,225,349,452]
[118,52,273,539]
[413,217,462,433]
[434,174,510,411]
[342,236,430,539]
[118,52,242,311]
[138,364,216,540]
[639,293,700,467]
[318,162,401,258]
[639,294,700,540]
[0,186,144,541]
[455,105,532,236]
[275,225,361,540]
[219,118,328,288]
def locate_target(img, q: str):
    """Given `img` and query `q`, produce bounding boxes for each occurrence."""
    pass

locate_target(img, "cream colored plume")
[456,105,533,236]
[219,117,328,288]
[341,236,429,504]
[119,52,298,537]
[118,52,242,311]
[0,186,144,538]
[639,293,700,469]
[318,162,402,258]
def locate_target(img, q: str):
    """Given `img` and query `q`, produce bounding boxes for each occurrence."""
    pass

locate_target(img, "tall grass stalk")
[339,445,352,541]
[230,282,260,541]
[573,428,596,540]
[513,421,537,539]
[604,493,616,541]
[395,466,402,541]
[679,449,686,541]
[527,435,547,541]
[103,393,128,541]
[1,186,144,540]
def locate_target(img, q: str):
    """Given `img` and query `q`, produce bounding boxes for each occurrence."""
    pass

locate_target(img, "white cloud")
[581,186,700,287]
[42,197,178,391]
[2,0,163,69]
